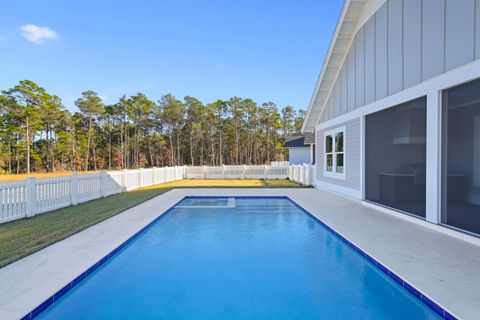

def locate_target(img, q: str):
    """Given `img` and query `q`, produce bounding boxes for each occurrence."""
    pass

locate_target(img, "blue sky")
[0,0,342,111]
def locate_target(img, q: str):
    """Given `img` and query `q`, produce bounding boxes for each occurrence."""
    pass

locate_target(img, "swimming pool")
[32,197,444,319]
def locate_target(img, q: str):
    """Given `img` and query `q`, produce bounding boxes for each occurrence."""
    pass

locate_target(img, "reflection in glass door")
[442,78,480,235]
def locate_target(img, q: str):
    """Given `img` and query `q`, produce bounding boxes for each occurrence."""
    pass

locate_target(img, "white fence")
[0,164,315,224]
[288,164,316,186]
[0,167,186,224]
[185,164,315,186]
[185,165,290,180]
[270,161,289,167]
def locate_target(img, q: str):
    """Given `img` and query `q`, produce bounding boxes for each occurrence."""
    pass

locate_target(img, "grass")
[0,179,308,268]
[0,171,97,183]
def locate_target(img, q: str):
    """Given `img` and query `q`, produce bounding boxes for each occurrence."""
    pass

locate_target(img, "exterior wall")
[316,118,361,194]
[321,0,480,122]
[311,0,480,235]
[288,147,311,165]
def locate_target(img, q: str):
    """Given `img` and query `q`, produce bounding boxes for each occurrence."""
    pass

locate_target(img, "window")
[324,127,345,178]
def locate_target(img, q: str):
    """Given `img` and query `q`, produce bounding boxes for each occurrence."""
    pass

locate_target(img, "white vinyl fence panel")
[224,166,244,179]
[78,173,102,203]
[184,166,204,179]
[35,177,72,214]
[104,171,123,196]
[244,166,266,179]
[0,164,314,224]
[0,166,186,224]
[184,165,310,182]
[288,164,315,185]
[0,181,27,222]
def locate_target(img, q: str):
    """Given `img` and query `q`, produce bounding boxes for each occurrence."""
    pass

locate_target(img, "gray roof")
[284,133,315,148]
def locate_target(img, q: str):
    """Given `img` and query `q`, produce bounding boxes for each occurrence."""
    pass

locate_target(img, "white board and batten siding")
[315,0,480,200]
[319,0,480,124]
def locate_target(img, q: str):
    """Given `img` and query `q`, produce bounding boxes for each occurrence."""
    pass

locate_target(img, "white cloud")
[20,24,58,44]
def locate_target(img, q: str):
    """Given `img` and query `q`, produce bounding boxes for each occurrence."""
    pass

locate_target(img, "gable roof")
[284,133,315,148]
[284,136,307,148]
[302,0,369,133]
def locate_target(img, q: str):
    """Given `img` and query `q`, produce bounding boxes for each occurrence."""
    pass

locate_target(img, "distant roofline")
[284,133,315,147]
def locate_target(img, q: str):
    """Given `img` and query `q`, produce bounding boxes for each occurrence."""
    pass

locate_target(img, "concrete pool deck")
[0,188,479,319]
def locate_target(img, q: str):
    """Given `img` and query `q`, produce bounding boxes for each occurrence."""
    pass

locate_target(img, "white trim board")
[361,200,480,247]
[316,59,480,131]
[355,0,386,34]
[315,180,362,200]
[302,0,367,133]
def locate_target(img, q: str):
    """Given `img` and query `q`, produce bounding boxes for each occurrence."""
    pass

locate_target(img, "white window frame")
[323,126,346,179]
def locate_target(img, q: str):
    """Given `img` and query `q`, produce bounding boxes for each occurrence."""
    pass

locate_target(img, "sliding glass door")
[365,97,427,217]
[442,78,480,235]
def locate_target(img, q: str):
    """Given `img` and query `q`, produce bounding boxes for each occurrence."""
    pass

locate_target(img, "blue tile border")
[286,197,459,320]
[23,195,458,320]
[22,197,186,320]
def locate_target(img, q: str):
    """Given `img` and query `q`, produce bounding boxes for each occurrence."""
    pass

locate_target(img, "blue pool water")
[36,197,441,319]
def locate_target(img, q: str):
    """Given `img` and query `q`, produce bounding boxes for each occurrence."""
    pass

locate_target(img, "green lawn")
[0,179,308,268]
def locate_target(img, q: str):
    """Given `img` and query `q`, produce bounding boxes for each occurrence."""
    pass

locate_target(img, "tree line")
[0,80,305,174]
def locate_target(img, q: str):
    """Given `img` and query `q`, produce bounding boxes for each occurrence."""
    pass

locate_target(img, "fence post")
[311,164,314,185]
[222,165,226,179]
[312,165,316,187]
[139,168,144,187]
[122,169,127,191]
[183,165,187,179]
[203,166,206,179]
[25,177,36,217]
[100,171,107,197]
[303,164,310,185]
[263,165,267,180]
[243,165,246,179]
[153,167,158,185]
[71,173,78,205]
[174,166,177,180]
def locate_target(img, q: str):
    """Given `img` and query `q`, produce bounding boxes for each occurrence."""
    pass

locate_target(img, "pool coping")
[2,188,479,320]
[289,198,459,320]
[23,195,457,320]
[20,196,185,320]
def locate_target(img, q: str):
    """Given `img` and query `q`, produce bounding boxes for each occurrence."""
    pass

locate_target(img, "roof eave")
[302,0,368,133]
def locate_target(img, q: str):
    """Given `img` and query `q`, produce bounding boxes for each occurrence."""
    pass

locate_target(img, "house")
[302,0,480,237]
[284,133,315,164]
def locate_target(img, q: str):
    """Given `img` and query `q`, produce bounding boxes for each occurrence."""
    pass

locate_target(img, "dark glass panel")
[336,154,344,174]
[336,132,344,152]
[365,97,427,218]
[442,78,480,235]
[325,135,333,153]
[326,154,333,172]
